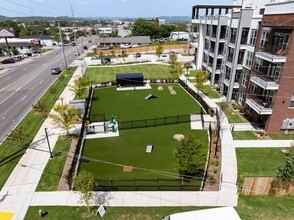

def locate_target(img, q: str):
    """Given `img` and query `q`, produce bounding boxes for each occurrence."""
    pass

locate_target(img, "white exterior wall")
[170,32,189,40]
[265,1,294,14]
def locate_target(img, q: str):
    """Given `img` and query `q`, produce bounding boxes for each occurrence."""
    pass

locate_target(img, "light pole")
[60,97,64,105]
[44,128,53,158]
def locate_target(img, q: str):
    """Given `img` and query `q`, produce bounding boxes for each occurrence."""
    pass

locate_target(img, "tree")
[8,127,29,145]
[176,23,187,32]
[132,18,157,38]
[184,62,192,78]
[195,70,209,91]
[32,101,47,114]
[274,155,294,188]
[174,136,207,177]
[155,45,163,59]
[49,104,79,136]
[74,170,95,213]
[169,53,177,66]
[11,46,19,55]
[69,76,90,99]
[158,24,177,38]
[173,62,184,78]
[19,26,28,37]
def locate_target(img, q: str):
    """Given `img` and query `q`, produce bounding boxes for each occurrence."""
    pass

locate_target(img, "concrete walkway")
[0,58,91,220]
[234,140,294,148]
[229,123,262,131]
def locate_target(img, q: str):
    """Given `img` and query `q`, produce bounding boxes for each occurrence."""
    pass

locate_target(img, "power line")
[0,6,31,16]
[29,0,64,12]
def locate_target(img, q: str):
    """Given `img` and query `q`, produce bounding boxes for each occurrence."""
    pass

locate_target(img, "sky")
[0,0,233,18]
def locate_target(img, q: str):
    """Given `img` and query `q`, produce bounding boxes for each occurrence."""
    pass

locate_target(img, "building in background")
[191,0,294,134]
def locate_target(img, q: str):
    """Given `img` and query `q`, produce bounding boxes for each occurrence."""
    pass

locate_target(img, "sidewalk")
[229,123,262,131]
[0,57,91,220]
[234,140,294,148]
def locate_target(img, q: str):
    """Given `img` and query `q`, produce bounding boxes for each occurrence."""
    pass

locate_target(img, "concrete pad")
[121,191,142,206]
[141,192,161,206]
[180,192,199,206]
[116,84,152,91]
[107,192,125,206]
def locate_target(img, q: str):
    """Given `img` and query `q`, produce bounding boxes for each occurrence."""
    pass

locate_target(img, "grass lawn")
[36,137,72,191]
[0,67,77,190]
[232,131,259,140]
[236,195,294,220]
[25,195,294,220]
[24,206,213,220]
[81,124,208,190]
[202,85,220,99]
[90,84,201,121]
[236,147,288,185]
[216,103,243,123]
[85,64,174,83]
[268,133,294,140]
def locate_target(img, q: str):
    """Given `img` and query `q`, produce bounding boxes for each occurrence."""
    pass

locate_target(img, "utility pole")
[58,21,68,69]
[71,6,79,58]
[187,23,191,55]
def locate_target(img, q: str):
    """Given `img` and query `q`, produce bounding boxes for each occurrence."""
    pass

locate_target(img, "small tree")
[99,51,104,57]
[173,62,184,78]
[70,76,90,99]
[48,86,57,94]
[274,155,294,189]
[174,136,207,177]
[32,101,47,114]
[8,127,29,145]
[49,104,79,136]
[195,70,209,91]
[155,45,163,59]
[11,46,19,55]
[74,170,95,213]
[169,53,177,66]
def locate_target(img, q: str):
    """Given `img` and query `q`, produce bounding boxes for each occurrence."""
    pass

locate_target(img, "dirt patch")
[157,86,163,90]
[170,90,176,95]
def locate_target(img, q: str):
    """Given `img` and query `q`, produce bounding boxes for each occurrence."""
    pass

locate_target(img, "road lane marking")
[21,95,27,101]
[39,80,44,84]
[6,76,11,80]
[0,86,7,92]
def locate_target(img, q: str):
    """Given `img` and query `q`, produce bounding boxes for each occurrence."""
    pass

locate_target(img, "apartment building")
[191,0,268,102]
[245,1,294,133]
[192,0,294,133]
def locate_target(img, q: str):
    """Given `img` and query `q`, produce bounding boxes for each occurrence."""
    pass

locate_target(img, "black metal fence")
[179,79,211,114]
[94,178,202,191]
[118,115,190,130]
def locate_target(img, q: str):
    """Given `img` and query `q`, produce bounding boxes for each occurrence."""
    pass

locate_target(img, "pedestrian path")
[229,123,262,131]
[0,57,91,220]
[234,140,294,148]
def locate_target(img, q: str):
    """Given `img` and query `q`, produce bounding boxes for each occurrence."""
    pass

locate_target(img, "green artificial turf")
[36,137,72,191]
[202,85,220,99]
[236,148,288,185]
[85,64,174,83]
[232,131,259,140]
[0,67,77,190]
[90,84,201,122]
[80,124,208,190]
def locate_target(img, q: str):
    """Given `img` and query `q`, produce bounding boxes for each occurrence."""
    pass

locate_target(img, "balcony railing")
[211,32,217,38]
[258,44,287,56]
[210,48,215,53]
[220,33,226,39]
[246,94,273,115]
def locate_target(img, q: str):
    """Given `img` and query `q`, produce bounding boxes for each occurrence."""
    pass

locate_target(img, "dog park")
[77,64,210,191]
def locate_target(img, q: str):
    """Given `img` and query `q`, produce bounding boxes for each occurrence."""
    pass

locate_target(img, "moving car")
[120,44,132,49]
[161,51,169,57]
[74,51,81,56]
[101,57,111,65]
[71,42,76,46]
[51,67,61,75]
[101,46,110,50]
[83,45,88,50]
[135,52,141,58]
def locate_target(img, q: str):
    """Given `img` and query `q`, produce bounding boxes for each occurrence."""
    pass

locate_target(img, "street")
[0,36,96,142]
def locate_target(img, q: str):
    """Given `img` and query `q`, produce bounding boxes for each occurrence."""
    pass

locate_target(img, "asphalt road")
[0,36,96,142]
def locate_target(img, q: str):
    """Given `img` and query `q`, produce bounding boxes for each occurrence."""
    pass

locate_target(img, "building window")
[255,57,263,71]
[245,51,253,68]
[249,29,257,46]
[230,28,237,44]
[290,92,294,107]
[238,93,244,105]
[260,31,268,48]
[259,8,265,15]
[241,73,249,87]
[251,83,256,93]
[246,105,252,114]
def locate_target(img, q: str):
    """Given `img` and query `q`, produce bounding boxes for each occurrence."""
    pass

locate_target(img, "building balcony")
[256,44,287,63]
[204,49,209,54]
[246,95,273,115]
[250,75,279,90]
[207,64,213,72]
[224,79,239,89]
[202,62,208,68]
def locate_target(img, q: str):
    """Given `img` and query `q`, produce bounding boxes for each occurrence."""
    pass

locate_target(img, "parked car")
[2,58,15,64]
[101,57,111,65]
[71,42,76,46]
[12,56,22,61]
[101,46,110,50]
[88,40,92,43]
[158,38,166,43]
[74,51,81,56]
[51,67,61,75]
[135,52,141,58]
[162,51,169,57]
[83,45,88,50]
